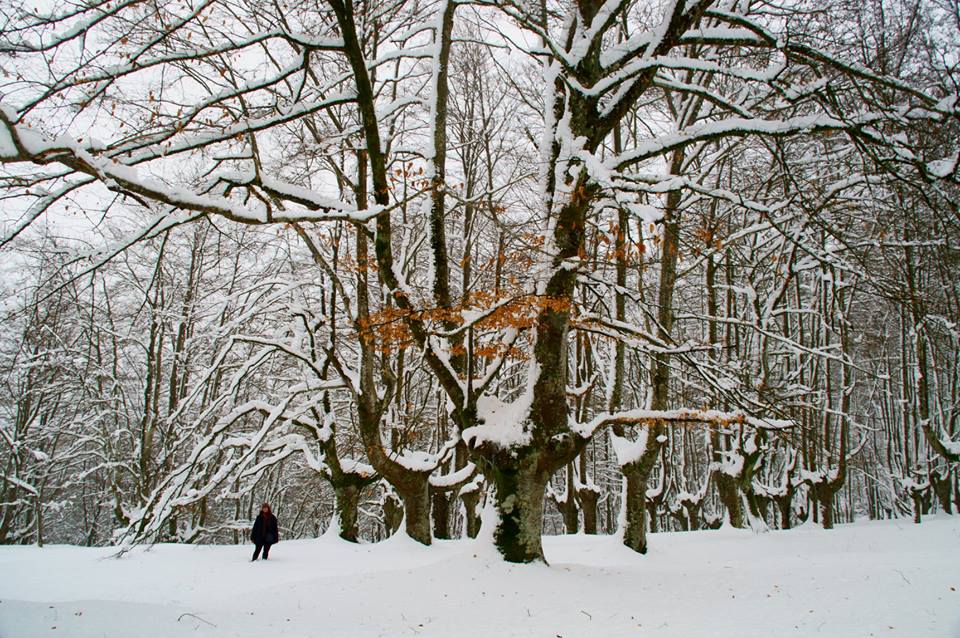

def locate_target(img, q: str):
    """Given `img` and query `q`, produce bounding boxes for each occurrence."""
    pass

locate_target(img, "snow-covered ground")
[1,517,958,638]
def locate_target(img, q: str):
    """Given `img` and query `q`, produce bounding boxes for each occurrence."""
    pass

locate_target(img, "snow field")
[0,517,958,638]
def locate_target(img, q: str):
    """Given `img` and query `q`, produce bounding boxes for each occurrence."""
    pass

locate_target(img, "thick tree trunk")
[910,486,924,524]
[740,440,768,531]
[398,478,432,544]
[559,495,578,534]
[372,465,432,543]
[820,491,835,530]
[717,472,745,528]
[550,464,579,534]
[383,490,403,536]
[932,470,953,514]
[776,493,793,530]
[646,497,662,534]
[333,482,362,542]
[460,488,482,538]
[684,500,702,531]
[671,507,690,531]
[620,463,649,553]
[432,489,452,539]
[482,453,552,563]
[577,485,600,534]
[619,434,663,554]
[575,452,599,534]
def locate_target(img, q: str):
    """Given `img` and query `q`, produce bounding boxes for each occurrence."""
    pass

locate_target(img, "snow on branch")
[0,105,377,226]
[575,408,795,439]
[611,111,946,171]
[1,474,39,496]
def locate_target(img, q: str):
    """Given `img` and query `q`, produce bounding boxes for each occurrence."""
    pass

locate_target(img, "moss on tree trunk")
[481,451,552,563]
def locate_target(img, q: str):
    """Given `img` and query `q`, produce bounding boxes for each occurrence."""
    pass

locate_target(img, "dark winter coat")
[251,512,279,545]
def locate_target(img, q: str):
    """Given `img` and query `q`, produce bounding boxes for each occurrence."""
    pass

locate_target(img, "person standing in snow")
[250,503,279,561]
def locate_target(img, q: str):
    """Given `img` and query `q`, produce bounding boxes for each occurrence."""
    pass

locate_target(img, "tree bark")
[432,488,452,539]
[483,453,552,562]
[619,148,684,552]
[576,471,600,535]
[932,470,953,514]
[460,487,482,538]
[333,482,363,542]
[399,480,433,543]
[619,431,664,554]
[549,464,579,534]
[383,490,403,536]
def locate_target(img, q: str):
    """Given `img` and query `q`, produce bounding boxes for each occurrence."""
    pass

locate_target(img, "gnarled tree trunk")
[480,450,554,562]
